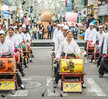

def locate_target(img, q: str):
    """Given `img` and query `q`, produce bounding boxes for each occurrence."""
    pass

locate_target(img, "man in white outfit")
[55,26,69,55]
[84,23,97,50]
[53,24,61,43]
[99,32,108,78]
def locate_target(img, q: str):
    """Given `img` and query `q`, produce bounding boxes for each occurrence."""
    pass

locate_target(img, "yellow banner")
[63,83,82,92]
[60,59,83,73]
[0,81,15,90]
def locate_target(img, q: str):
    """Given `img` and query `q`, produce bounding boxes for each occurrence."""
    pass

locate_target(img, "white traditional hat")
[0,30,5,35]
[22,24,26,28]
[89,22,94,26]
[98,25,103,29]
[14,26,18,29]
[63,26,69,30]
[57,24,61,27]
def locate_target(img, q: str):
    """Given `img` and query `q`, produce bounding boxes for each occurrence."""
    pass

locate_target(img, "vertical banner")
[65,0,67,7]
[0,0,2,18]
[67,0,71,12]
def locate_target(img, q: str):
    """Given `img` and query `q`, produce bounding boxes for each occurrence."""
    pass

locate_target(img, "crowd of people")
[52,19,108,88]
[0,20,33,90]
[0,12,108,91]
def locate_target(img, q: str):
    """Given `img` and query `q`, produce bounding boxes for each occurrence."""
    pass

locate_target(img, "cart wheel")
[1,95,5,98]
[12,91,15,95]
[94,62,96,64]
[79,92,82,94]
[60,94,63,97]
[42,93,44,97]
[53,90,55,93]
[15,87,18,91]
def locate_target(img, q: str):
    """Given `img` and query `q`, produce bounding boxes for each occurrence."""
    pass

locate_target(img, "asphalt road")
[1,47,108,99]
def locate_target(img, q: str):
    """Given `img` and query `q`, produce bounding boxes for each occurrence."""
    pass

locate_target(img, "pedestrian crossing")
[46,77,107,97]
[4,76,108,97]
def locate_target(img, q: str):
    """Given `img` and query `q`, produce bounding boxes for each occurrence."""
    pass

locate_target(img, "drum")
[96,45,100,52]
[14,45,21,52]
[22,43,26,51]
[0,58,14,72]
[88,41,94,48]
[12,52,20,63]
[14,48,18,52]
[27,42,30,51]
[60,59,83,73]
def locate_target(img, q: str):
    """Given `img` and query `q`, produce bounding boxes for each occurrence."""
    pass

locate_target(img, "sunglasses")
[0,34,5,36]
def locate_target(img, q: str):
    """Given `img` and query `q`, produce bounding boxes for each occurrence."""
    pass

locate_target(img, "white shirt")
[53,29,62,43]
[56,39,81,59]
[103,33,108,54]
[0,39,14,57]
[24,32,31,42]
[55,32,66,55]
[95,31,105,47]
[85,28,97,44]
[21,32,27,42]
[6,34,19,47]
[18,33,24,44]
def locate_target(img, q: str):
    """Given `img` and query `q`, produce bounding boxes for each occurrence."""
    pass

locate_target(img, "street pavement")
[1,47,108,99]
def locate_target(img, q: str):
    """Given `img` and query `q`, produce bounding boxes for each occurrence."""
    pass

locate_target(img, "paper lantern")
[65,12,78,23]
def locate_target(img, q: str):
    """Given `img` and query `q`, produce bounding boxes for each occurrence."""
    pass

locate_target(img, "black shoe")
[89,60,93,63]
[30,60,33,63]
[53,82,57,88]
[32,55,34,58]
[99,74,103,78]
[20,84,25,90]
[53,84,57,88]
[25,65,28,68]
[82,84,86,89]
[21,72,25,77]
[97,64,99,67]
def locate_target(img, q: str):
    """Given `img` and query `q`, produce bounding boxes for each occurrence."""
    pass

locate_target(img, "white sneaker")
[20,84,25,90]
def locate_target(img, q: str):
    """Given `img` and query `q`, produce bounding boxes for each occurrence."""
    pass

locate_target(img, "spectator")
[41,24,45,39]
[22,13,31,30]
[86,14,94,28]
[32,23,38,40]
[47,22,53,39]
[39,25,43,39]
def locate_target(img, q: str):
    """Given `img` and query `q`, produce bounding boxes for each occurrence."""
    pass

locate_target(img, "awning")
[2,10,12,15]
[1,10,12,19]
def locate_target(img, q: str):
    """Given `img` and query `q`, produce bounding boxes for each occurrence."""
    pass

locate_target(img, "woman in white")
[0,30,25,89]
[55,31,86,88]
[22,24,31,42]
[18,27,27,43]
[6,27,19,48]
[56,30,81,60]
[14,26,23,44]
